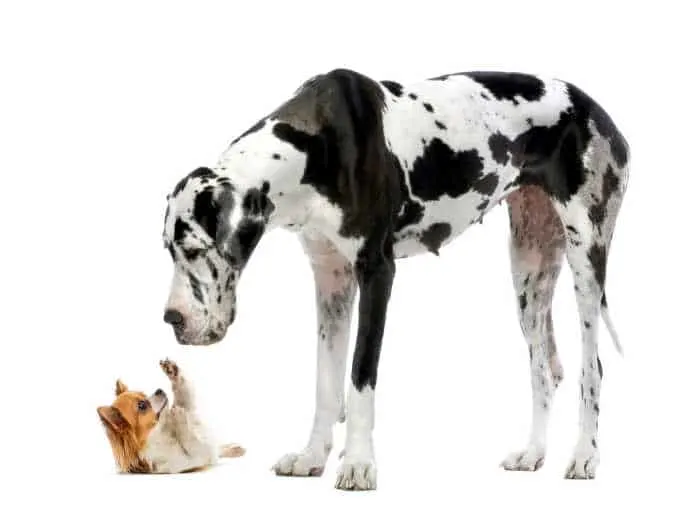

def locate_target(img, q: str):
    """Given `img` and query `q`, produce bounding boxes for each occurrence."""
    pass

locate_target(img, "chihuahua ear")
[97,406,129,431]
[115,379,128,395]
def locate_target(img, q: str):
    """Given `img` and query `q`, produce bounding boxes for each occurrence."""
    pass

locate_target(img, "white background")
[2,0,698,508]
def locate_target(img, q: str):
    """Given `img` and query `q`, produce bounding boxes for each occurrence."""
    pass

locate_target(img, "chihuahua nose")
[163,309,185,327]
[155,389,165,397]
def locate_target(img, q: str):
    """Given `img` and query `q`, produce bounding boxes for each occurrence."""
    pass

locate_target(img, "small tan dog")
[97,358,244,474]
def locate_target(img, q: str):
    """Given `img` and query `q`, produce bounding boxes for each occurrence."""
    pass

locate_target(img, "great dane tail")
[601,293,623,356]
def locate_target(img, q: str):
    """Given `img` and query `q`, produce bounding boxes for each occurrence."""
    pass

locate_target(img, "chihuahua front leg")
[160,359,196,410]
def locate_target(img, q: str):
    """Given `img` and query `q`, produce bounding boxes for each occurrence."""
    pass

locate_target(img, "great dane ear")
[215,185,274,267]
[214,188,238,263]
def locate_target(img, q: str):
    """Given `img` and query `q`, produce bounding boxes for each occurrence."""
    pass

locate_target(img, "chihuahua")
[97,359,244,474]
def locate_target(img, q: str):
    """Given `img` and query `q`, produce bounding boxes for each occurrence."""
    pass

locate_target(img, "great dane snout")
[163,309,185,328]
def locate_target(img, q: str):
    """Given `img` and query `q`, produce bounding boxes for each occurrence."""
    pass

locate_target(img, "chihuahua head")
[97,379,169,473]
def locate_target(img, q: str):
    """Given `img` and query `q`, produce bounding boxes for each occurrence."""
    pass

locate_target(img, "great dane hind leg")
[335,233,395,491]
[556,165,627,479]
[555,204,608,479]
[272,233,357,477]
[501,186,565,472]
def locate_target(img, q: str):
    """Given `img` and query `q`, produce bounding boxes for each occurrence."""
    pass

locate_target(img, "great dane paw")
[501,446,545,471]
[564,446,599,479]
[272,449,327,477]
[335,458,377,491]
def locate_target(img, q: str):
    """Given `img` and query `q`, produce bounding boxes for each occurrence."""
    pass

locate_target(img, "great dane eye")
[183,247,206,261]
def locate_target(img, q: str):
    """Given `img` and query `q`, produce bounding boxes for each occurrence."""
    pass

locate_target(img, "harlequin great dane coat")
[161,69,629,490]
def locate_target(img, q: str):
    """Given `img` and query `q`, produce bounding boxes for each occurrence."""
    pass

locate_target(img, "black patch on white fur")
[205,257,218,280]
[173,218,191,243]
[589,164,621,230]
[419,222,452,255]
[465,71,546,104]
[488,132,511,165]
[188,272,204,303]
[409,138,484,201]
[381,80,403,97]
[588,243,607,289]
[519,292,527,311]
[429,71,545,105]
[193,188,220,240]
[602,165,620,200]
[588,200,606,229]
[473,172,499,196]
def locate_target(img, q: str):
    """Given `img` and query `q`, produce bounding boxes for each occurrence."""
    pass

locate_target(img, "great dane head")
[161,167,274,345]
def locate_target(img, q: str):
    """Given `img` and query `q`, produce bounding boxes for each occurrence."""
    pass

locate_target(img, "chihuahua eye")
[137,400,149,412]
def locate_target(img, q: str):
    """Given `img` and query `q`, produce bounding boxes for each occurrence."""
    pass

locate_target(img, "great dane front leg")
[336,246,395,491]
[273,235,356,477]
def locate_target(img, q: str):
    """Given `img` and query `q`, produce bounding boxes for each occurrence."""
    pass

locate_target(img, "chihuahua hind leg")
[220,443,246,458]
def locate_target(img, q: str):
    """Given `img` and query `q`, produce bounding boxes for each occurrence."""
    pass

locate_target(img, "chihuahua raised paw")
[160,358,180,381]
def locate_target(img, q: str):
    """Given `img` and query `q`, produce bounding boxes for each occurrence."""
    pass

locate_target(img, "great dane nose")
[163,309,185,327]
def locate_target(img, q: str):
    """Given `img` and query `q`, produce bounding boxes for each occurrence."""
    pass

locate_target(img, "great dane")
[161,68,629,490]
